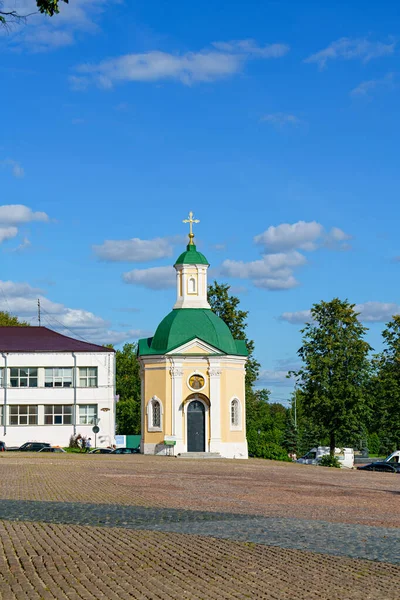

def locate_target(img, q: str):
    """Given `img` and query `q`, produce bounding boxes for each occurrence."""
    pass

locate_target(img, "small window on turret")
[188,276,197,294]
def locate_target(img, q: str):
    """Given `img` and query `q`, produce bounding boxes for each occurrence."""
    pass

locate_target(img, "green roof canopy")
[175,244,209,266]
[138,309,248,357]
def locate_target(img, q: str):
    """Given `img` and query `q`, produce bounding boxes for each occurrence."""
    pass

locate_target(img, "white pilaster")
[208,363,222,453]
[170,362,184,453]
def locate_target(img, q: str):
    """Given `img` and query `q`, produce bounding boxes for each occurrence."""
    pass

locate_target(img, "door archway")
[187,399,206,452]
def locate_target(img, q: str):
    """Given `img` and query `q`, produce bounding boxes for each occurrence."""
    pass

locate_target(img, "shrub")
[319,455,341,468]
[367,433,380,455]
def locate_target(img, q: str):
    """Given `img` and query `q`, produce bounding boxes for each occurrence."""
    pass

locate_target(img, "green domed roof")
[175,244,209,266]
[138,309,248,356]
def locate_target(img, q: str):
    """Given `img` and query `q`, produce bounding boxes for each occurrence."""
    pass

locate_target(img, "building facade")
[0,327,115,448]
[138,215,248,459]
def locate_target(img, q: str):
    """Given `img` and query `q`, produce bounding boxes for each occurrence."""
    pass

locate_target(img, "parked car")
[12,442,51,452]
[89,448,113,454]
[357,461,400,473]
[38,447,66,453]
[0,441,6,452]
[111,447,140,454]
[297,446,354,469]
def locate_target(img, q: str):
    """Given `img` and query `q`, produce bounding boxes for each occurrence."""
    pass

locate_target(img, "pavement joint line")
[0,499,399,565]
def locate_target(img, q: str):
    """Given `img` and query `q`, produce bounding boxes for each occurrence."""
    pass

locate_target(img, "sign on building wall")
[115,435,126,448]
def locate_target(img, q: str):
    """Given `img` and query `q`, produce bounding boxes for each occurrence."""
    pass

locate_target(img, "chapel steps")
[177,452,222,459]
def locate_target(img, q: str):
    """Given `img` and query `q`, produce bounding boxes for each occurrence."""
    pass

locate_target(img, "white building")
[0,327,116,449]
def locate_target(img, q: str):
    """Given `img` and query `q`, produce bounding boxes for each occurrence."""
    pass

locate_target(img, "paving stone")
[0,454,399,598]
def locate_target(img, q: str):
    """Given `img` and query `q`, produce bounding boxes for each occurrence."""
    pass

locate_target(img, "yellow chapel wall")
[142,362,172,445]
[219,362,246,444]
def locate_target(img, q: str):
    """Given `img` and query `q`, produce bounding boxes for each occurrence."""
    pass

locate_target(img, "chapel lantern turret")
[173,211,210,310]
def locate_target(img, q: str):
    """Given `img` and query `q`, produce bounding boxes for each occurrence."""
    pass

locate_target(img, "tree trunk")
[330,432,336,458]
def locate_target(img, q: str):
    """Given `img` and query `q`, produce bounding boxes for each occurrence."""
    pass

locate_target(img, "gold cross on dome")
[183,211,200,245]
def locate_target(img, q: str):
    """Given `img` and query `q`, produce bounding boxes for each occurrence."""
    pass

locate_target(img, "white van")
[297,446,354,469]
[385,450,400,464]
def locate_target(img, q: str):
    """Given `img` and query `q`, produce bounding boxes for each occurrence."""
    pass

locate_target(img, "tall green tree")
[0,311,29,326]
[208,281,260,390]
[114,342,141,435]
[1,0,68,24]
[292,298,371,457]
[369,315,400,452]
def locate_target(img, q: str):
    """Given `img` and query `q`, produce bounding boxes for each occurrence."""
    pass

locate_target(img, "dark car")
[111,447,140,455]
[0,441,6,452]
[89,448,113,454]
[357,461,400,473]
[18,442,51,452]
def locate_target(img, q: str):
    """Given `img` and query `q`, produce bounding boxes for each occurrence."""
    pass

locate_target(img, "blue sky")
[1,0,400,404]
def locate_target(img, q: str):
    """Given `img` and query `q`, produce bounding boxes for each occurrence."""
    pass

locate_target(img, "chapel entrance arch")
[186,395,208,452]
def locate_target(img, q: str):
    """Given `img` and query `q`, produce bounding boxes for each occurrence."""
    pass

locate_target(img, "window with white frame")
[78,367,98,387]
[44,405,73,425]
[230,398,241,429]
[9,405,38,425]
[10,368,38,388]
[79,404,97,425]
[147,397,162,431]
[45,368,73,388]
[188,276,197,294]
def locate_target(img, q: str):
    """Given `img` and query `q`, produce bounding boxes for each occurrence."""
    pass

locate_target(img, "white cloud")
[93,237,173,262]
[279,309,312,324]
[71,39,289,89]
[351,72,395,97]
[0,204,48,225]
[1,0,119,52]
[323,227,352,250]
[254,221,351,253]
[0,159,24,178]
[280,302,400,324]
[0,279,149,345]
[8,236,31,253]
[123,266,176,290]
[255,221,323,252]
[220,252,305,290]
[0,205,49,247]
[355,302,400,323]
[257,369,294,386]
[260,113,301,127]
[305,37,396,69]
[0,227,18,243]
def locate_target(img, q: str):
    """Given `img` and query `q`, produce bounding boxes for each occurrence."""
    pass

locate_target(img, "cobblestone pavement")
[0,454,399,527]
[0,499,398,564]
[0,522,399,600]
[0,454,399,599]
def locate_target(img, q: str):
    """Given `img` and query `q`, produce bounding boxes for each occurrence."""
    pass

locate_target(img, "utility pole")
[37,299,41,326]
[294,382,297,429]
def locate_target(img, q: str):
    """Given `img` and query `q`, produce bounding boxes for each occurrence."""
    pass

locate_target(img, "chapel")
[138,213,248,459]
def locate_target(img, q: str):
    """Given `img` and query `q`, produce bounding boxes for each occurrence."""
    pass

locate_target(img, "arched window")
[188,276,196,294]
[147,397,162,431]
[152,400,161,428]
[230,398,241,429]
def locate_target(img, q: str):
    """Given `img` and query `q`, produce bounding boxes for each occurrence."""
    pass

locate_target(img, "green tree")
[292,298,371,458]
[115,343,141,435]
[208,281,260,390]
[369,315,400,451]
[0,311,29,326]
[282,411,298,454]
[1,0,68,25]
